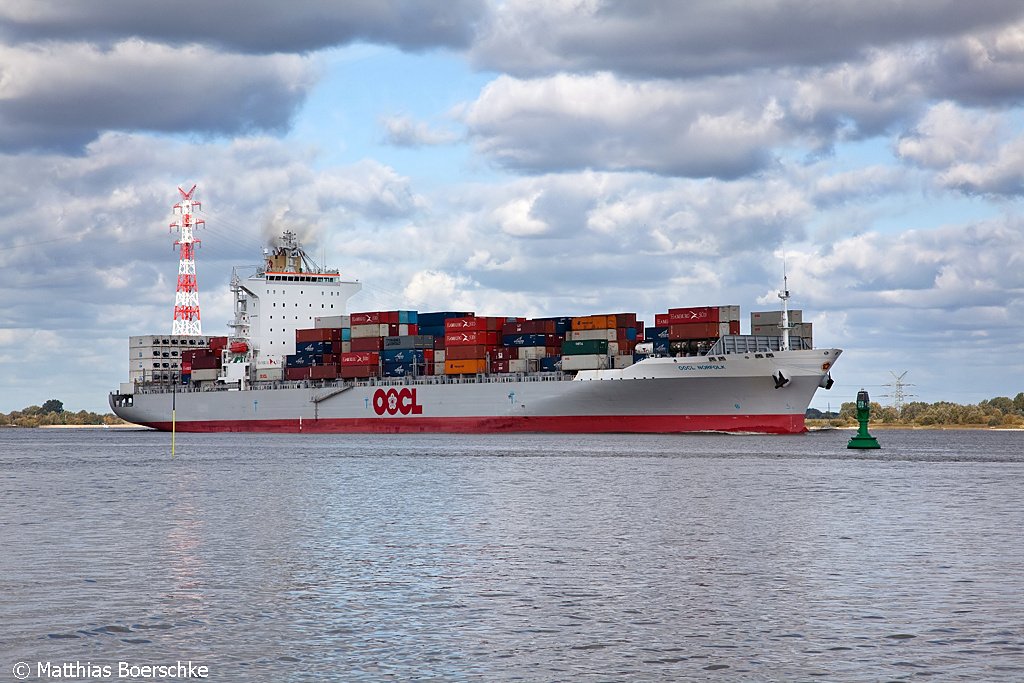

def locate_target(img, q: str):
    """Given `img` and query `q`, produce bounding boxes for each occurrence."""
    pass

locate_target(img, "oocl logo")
[372,388,423,416]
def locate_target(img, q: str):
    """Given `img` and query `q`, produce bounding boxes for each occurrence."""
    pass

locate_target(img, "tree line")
[808,393,1024,427]
[0,400,125,428]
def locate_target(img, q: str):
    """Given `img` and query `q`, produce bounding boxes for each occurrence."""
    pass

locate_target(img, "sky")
[1,0,1023,413]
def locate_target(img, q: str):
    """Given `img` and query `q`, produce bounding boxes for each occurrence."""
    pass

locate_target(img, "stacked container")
[444,316,505,374]
[650,306,741,356]
[749,310,812,348]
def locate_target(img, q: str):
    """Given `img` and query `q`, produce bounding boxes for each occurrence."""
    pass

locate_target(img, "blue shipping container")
[383,361,415,377]
[645,327,670,341]
[503,333,548,347]
[382,348,426,363]
[540,356,562,372]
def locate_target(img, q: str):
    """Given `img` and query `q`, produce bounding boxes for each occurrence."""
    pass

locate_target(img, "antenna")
[882,371,915,411]
[777,262,794,351]
[169,184,205,335]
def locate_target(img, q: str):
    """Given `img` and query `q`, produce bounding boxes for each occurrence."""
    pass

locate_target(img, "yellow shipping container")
[571,314,615,331]
[445,358,488,374]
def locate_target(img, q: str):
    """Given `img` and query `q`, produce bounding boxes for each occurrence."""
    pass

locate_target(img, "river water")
[1,428,1022,681]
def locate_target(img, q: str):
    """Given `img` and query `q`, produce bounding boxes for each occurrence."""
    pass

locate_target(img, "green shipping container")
[561,339,609,355]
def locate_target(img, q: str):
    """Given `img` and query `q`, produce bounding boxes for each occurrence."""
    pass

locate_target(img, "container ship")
[109,231,840,434]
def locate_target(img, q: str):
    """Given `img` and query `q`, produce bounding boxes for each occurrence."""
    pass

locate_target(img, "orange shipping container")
[571,314,616,331]
[445,358,488,374]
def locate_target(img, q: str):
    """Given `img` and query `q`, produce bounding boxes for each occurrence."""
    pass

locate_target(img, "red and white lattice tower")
[169,185,205,335]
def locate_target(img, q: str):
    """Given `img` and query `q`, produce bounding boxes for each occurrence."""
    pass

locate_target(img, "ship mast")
[778,272,793,351]
[169,185,204,335]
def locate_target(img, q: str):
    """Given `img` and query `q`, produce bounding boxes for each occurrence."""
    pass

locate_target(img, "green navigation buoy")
[847,389,881,449]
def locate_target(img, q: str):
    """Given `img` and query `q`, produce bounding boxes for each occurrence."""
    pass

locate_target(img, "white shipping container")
[350,323,384,338]
[314,315,350,329]
[191,368,220,381]
[508,359,529,373]
[608,341,620,356]
[256,367,284,381]
[567,329,618,342]
[717,305,741,322]
[517,346,547,360]
[750,309,803,325]
[435,350,446,363]
[752,322,812,336]
[613,354,635,369]
[561,354,608,371]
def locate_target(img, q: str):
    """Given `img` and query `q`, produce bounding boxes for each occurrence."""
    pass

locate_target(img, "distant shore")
[806,421,1024,431]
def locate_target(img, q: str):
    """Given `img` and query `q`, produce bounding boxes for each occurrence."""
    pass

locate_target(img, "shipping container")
[339,364,379,379]
[502,332,551,347]
[502,319,557,335]
[561,354,608,371]
[612,354,635,369]
[349,337,384,352]
[350,323,390,339]
[750,309,803,326]
[645,326,670,341]
[562,339,609,355]
[295,340,334,355]
[517,346,548,361]
[751,322,812,337]
[383,334,434,349]
[383,362,414,377]
[256,367,284,382]
[667,306,719,323]
[445,358,488,374]
[295,328,337,343]
[667,322,727,340]
[314,315,350,329]
[571,314,616,331]
[191,368,220,381]
[445,344,493,361]
[382,348,427,364]
[340,351,380,366]
[491,347,516,361]
[445,330,500,346]
[285,367,311,380]
[309,365,339,380]
[417,311,473,327]
[349,312,381,326]
[567,329,617,342]
[540,356,562,372]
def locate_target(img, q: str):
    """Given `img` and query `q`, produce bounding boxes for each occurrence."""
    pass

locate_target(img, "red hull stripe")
[140,414,807,435]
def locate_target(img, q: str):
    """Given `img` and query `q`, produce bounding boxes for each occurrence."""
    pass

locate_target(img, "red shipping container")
[654,313,669,327]
[209,336,228,353]
[613,313,637,327]
[296,327,335,343]
[445,344,491,361]
[445,316,486,332]
[350,312,381,325]
[285,367,310,380]
[668,322,722,339]
[445,330,499,346]
[341,351,380,366]
[490,359,510,373]
[309,365,339,380]
[729,321,740,335]
[492,347,515,361]
[667,306,719,323]
[350,337,384,351]
[339,364,380,379]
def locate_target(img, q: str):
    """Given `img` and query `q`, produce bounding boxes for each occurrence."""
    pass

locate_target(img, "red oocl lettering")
[372,388,423,416]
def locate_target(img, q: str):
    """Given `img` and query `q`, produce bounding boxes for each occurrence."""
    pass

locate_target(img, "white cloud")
[381,114,461,147]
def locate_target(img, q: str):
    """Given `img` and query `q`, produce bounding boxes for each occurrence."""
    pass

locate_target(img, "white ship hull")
[110,349,840,434]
